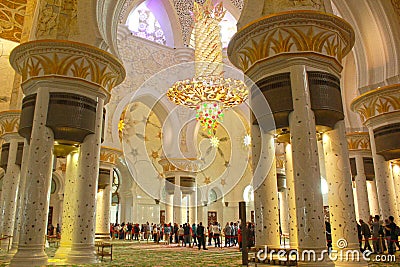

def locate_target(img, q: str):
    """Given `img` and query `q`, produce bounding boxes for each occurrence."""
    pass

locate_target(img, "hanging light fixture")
[167,0,248,136]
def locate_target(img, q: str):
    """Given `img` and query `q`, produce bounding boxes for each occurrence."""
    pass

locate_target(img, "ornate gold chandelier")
[167,0,248,135]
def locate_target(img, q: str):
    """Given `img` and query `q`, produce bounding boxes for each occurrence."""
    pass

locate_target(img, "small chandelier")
[167,0,248,136]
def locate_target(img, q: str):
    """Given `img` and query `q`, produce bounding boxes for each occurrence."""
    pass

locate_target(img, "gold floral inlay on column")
[0,0,27,42]
[35,0,78,39]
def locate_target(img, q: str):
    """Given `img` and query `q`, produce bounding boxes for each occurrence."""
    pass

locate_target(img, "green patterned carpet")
[1,240,399,266]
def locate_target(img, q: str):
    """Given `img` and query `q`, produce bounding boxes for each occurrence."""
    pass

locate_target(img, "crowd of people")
[357,215,400,255]
[109,221,256,250]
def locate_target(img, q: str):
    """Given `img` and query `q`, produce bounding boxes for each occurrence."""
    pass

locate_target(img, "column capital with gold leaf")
[351,84,400,127]
[228,10,354,80]
[9,40,126,103]
[158,157,199,195]
[100,146,122,169]
[346,132,371,154]
[351,84,400,161]
[0,110,22,142]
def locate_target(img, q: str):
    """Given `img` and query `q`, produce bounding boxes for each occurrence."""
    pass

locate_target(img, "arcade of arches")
[0,0,399,266]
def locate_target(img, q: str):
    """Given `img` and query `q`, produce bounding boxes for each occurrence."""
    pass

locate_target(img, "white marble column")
[10,141,29,254]
[67,98,104,264]
[368,127,398,220]
[289,66,332,266]
[0,137,22,250]
[165,194,173,224]
[55,151,79,260]
[322,121,366,266]
[189,191,197,224]
[366,180,380,216]
[391,164,400,218]
[95,166,113,240]
[10,89,55,267]
[279,190,290,236]
[118,194,134,223]
[353,187,359,220]
[197,202,208,225]
[285,143,298,249]
[173,187,183,224]
[354,155,370,221]
[252,125,280,248]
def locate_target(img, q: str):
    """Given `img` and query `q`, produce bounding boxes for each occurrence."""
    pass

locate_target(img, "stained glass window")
[127,2,167,45]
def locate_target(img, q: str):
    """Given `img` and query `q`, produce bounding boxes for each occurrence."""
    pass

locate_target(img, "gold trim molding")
[351,84,400,123]
[346,132,370,151]
[9,40,126,93]
[0,110,21,137]
[228,10,354,72]
[100,146,122,165]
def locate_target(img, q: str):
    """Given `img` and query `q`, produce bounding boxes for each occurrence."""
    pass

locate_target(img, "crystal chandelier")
[167,0,248,136]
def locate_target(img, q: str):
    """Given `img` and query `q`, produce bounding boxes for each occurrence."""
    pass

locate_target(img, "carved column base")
[66,244,98,264]
[9,246,48,267]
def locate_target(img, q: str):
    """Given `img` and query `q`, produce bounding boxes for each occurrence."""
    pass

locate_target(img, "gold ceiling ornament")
[167,0,248,136]
[118,119,125,132]
[243,133,251,147]
[118,108,127,142]
[203,176,211,184]
[209,135,220,148]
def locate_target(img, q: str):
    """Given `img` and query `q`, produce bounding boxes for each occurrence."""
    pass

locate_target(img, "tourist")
[183,223,191,247]
[211,221,221,247]
[370,215,382,253]
[56,223,61,238]
[191,223,197,247]
[177,225,184,246]
[359,219,372,251]
[197,222,207,250]
[224,222,232,247]
[385,216,398,254]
